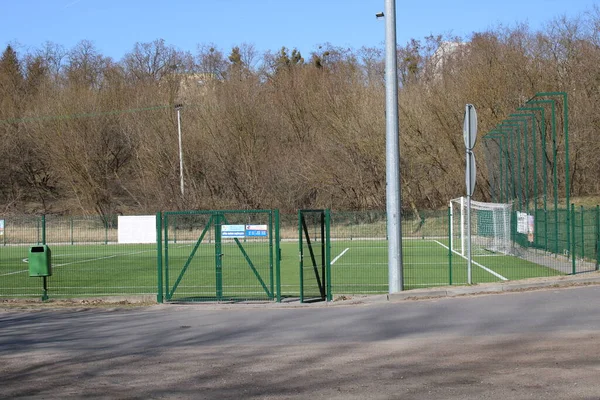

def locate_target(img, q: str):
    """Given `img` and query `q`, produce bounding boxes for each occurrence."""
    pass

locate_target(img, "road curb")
[387,272,600,301]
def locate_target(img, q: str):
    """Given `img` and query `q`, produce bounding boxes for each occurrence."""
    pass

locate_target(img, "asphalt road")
[2,286,600,399]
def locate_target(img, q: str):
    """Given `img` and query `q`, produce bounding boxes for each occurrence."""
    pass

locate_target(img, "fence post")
[571,204,576,274]
[156,211,163,303]
[596,206,600,271]
[268,210,274,300]
[42,215,46,245]
[275,209,281,303]
[581,205,585,260]
[163,213,170,300]
[325,209,332,302]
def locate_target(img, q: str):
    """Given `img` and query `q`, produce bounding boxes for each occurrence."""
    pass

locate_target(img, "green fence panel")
[0,214,158,299]
[0,215,44,297]
[162,210,279,302]
[325,210,451,294]
[571,205,599,272]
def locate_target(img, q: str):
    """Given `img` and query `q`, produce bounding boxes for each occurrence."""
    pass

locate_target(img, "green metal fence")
[325,210,453,293]
[483,91,573,262]
[0,214,157,299]
[571,205,599,271]
[1,207,598,300]
[159,210,280,302]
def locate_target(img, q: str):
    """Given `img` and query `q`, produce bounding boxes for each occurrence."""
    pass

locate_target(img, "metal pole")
[383,0,403,293]
[466,109,472,284]
[175,104,184,197]
[448,206,453,285]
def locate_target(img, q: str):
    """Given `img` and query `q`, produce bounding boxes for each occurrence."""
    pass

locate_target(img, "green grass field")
[0,238,562,300]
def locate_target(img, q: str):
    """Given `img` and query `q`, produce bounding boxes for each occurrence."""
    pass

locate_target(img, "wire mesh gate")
[299,209,331,302]
[157,210,280,302]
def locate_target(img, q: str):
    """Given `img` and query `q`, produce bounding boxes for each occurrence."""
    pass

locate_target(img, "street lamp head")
[375,11,384,19]
[174,104,183,110]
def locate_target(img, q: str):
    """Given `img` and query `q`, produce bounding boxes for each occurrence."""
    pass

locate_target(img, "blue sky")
[2,0,597,60]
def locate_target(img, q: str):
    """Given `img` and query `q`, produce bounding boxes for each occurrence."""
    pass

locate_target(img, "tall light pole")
[379,0,403,293]
[175,104,184,197]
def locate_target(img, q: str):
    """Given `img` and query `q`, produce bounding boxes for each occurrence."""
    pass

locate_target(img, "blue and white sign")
[0,219,4,236]
[245,224,268,237]
[222,224,246,238]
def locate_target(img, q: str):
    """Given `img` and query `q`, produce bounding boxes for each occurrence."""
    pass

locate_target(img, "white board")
[118,215,156,244]
[516,212,528,234]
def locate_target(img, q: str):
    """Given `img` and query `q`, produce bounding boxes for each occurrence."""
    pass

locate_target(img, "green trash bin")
[29,245,52,277]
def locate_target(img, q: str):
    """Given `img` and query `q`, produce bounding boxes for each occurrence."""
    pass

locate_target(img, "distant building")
[178,72,218,91]
[175,72,219,101]
[430,41,467,78]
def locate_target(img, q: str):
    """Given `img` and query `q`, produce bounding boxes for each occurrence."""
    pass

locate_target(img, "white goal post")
[450,197,513,256]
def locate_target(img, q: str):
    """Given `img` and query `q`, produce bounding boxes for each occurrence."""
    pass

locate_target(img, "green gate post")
[320,211,325,300]
[268,210,274,300]
[298,210,304,303]
[571,204,576,274]
[596,205,599,271]
[164,213,170,300]
[215,213,223,300]
[275,209,281,303]
[156,211,163,303]
[325,209,332,302]
[581,205,585,260]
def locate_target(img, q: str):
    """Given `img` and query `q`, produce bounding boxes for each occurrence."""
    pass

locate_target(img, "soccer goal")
[450,197,513,257]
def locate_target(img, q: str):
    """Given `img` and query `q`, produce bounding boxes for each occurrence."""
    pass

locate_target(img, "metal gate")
[299,209,331,302]
[157,210,280,302]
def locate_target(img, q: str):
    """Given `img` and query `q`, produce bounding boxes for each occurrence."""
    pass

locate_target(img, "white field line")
[433,240,508,281]
[1,269,31,277]
[1,249,155,277]
[331,248,349,265]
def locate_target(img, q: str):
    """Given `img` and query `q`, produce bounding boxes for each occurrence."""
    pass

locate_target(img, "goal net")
[450,197,513,257]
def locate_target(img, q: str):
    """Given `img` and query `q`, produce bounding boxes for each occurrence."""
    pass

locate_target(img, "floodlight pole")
[382,0,403,292]
[175,104,184,197]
